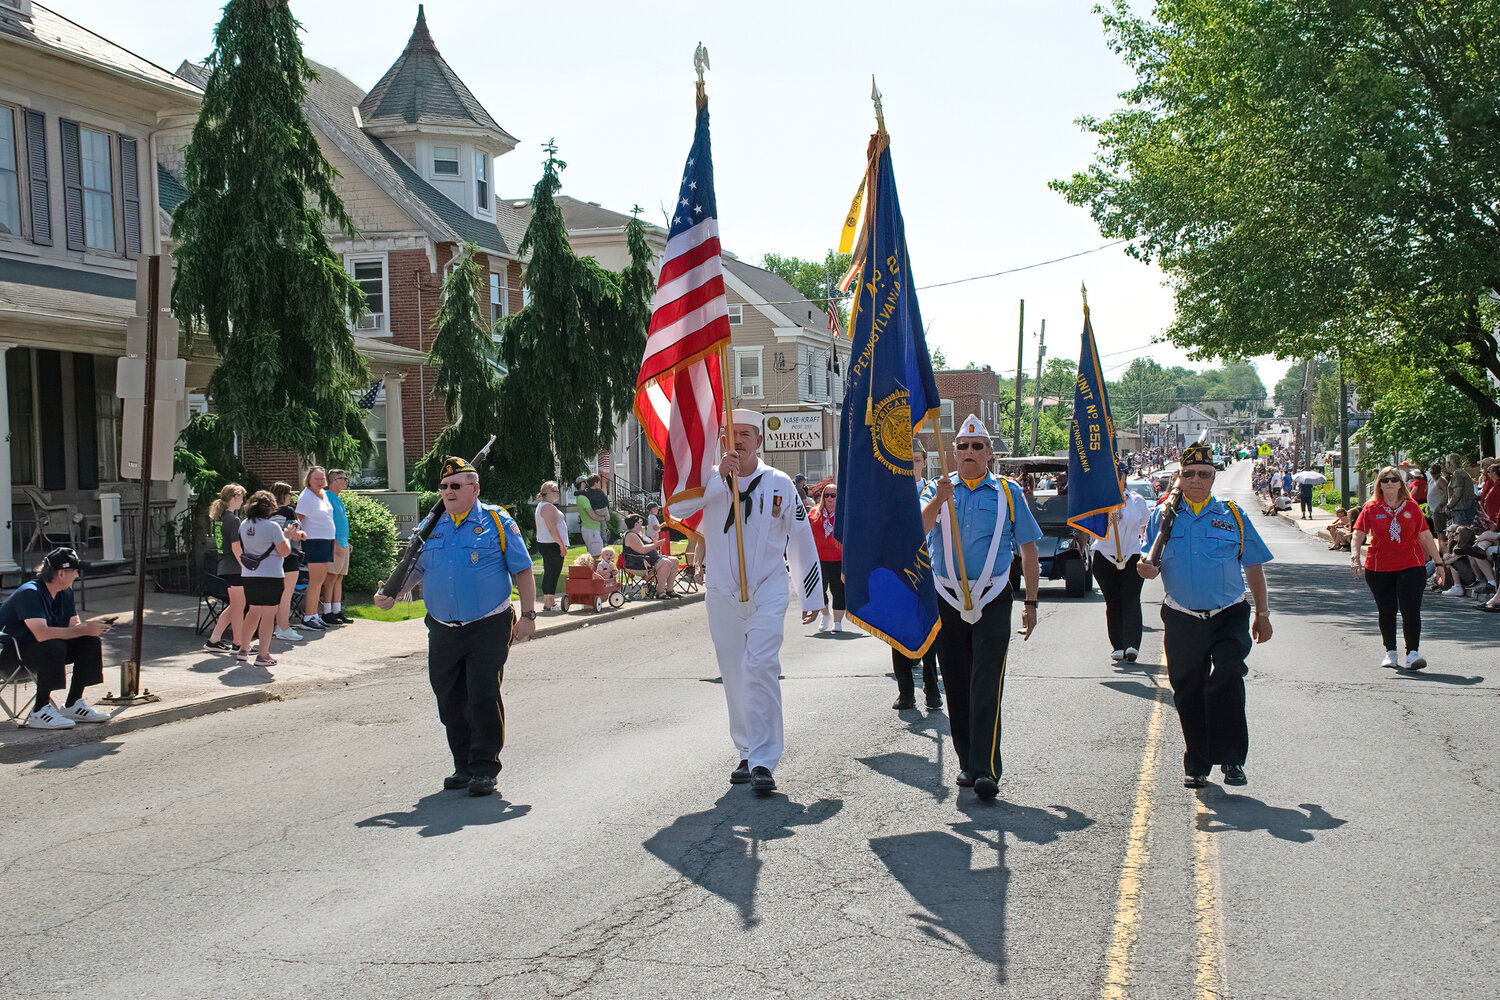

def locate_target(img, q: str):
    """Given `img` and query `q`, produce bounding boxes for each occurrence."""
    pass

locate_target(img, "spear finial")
[871,75,885,134]
[695,43,710,108]
[1081,281,1090,317]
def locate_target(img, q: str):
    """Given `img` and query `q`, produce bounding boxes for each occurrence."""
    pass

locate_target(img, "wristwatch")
[520,610,538,621]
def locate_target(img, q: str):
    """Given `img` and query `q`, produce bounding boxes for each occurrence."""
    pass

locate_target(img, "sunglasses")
[1179,469,1214,479]
[822,492,837,498]
[1379,477,1401,484]
[954,442,987,451]
[439,481,470,491]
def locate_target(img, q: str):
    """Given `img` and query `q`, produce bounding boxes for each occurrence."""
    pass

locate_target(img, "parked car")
[1125,478,1158,501]
[992,457,1093,598]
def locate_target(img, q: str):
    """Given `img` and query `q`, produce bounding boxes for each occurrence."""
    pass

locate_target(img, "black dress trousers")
[425,611,514,778]
[1092,555,1144,652]
[891,646,940,702]
[1161,602,1252,775]
[935,588,1014,780]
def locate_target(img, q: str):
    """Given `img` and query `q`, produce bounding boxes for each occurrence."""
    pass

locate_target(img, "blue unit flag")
[835,135,941,658]
[1067,304,1125,538]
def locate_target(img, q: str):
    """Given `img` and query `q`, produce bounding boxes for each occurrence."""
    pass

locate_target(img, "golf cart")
[991,457,1094,598]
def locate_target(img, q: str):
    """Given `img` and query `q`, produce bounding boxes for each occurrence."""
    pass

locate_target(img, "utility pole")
[1339,352,1351,508]
[1013,300,1024,454]
[1029,319,1046,454]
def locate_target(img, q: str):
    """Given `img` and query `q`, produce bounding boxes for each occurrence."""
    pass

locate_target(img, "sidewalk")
[1,588,703,763]
[1275,503,1336,542]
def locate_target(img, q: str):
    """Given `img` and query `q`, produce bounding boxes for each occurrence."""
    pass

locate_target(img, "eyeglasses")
[954,442,987,451]
[1179,469,1214,479]
[439,482,469,491]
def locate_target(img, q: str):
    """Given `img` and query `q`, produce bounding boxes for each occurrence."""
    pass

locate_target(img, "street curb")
[2,590,706,763]
[1275,508,1331,541]
[1,689,273,764]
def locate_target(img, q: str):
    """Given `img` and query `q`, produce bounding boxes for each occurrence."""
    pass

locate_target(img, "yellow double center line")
[1099,650,1225,999]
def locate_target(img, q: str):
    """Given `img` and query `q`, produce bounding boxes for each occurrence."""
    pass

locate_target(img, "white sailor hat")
[954,413,991,442]
[730,408,763,432]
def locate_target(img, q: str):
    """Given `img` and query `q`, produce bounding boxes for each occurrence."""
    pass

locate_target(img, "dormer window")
[474,152,488,211]
[432,145,459,176]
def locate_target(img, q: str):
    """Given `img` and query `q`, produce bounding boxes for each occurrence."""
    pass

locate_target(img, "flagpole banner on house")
[834,131,941,658]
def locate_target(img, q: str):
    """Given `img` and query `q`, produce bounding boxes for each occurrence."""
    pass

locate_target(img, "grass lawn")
[346,538,692,617]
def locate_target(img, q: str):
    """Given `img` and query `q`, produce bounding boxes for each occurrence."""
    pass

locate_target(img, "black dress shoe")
[1184,773,1209,789]
[730,759,751,784]
[468,775,497,796]
[749,766,776,794]
[973,774,1000,800]
[1222,764,1247,786]
[891,695,917,710]
[925,690,943,710]
[955,770,975,788]
[443,771,472,790]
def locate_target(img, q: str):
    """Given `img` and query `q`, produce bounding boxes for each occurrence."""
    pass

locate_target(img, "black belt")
[429,608,512,629]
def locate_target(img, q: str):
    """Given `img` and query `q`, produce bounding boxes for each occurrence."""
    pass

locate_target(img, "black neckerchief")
[723,472,765,534]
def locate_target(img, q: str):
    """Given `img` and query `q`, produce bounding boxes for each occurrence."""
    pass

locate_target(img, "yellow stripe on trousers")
[989,653,1008,777]
[1098,684,1167,1000]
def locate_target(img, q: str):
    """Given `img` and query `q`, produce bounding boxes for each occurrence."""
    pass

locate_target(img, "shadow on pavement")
[870,800,1093,982]
[859,751,951,803]
[810,632,865,641]
[30,740,123,769]
[642,788,843,928]
[1100,679,1161,702]
[356,791,532,838]
[1195,784,1346,843]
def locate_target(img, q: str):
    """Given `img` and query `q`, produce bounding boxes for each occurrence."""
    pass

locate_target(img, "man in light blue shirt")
[920,415,1042,801]
[325,470,352,624]
[1140,443,1273,789]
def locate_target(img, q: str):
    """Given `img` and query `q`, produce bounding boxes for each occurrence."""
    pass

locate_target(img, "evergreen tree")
[492,146,654,501]
[413,245,505,491]
[171,0,370,468]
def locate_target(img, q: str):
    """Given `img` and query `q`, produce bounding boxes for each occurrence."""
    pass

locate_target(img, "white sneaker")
[819,614,831,631]
[24,704,74,729]
[1381,649,1400,668]
[63,699,109,724]
[833,620,843,632]
[1110,649,1126,661]
[273,627,304,641]
[1124,647,1139,662]
[1405,650,1427,671]
[1442,584,1465,596]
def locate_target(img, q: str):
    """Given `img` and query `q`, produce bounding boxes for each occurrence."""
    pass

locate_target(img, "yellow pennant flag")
[837,176,866,254]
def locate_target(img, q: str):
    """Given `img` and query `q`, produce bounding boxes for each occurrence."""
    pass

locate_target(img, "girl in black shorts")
[237,491,293,668]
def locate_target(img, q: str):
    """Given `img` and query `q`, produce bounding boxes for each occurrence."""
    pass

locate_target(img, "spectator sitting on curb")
[324,470,352,625]
[1,548,114,729]
[1327,507,1353,551]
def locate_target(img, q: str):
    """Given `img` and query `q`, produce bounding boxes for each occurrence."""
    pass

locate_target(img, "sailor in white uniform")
[920,414,1042,800]
[671,409,823,794]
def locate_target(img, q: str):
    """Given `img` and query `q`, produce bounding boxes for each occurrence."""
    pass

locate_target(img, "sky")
[54,0,1290,390]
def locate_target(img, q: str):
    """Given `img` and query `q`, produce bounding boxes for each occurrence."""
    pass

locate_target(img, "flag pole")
[696,44,748,602]
[871,77,972,612]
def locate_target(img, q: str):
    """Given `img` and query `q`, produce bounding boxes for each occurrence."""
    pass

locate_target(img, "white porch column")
[0,343,17,573]
[383,372,406,492]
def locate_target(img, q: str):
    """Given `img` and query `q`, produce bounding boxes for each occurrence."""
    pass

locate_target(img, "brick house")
[166,5,526,491]
[917,367,1007,462]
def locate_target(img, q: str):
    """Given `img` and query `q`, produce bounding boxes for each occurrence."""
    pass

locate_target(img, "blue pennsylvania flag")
[835,136,941,658]
[1067,304,1125,538]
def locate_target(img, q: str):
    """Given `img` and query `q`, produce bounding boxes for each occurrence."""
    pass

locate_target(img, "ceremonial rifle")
[378,435,497,600]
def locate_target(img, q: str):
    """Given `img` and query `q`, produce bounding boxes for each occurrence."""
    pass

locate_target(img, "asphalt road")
[3,462,1496,999]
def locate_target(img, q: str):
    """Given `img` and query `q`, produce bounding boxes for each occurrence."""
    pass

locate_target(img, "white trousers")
[706,583,790,772]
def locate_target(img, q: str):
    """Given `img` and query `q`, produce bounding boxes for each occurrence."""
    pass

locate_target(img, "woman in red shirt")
[1351,465,1441,671]
[1480,464,1499,528]
[808,481,844,631]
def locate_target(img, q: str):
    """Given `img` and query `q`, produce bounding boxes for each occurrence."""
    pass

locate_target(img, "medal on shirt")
[771,495,783,519]
[474,525,483,535]
[471,551,479,564]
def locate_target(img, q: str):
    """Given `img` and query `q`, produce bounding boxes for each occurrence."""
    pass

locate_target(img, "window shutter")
[119,135,140,258]
[23,109,50,246]
[59,119,84,251]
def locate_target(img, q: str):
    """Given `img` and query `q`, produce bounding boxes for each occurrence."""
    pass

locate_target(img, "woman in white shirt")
[1090,474,1153,661]
[295,467,337,632]
[533,480,569,612]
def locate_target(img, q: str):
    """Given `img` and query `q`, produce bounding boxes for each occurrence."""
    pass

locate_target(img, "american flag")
[356,380,384,410]
[825,299,841,338]
[634,103,732,536]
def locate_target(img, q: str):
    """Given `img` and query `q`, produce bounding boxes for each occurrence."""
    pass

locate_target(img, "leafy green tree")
[413,245,504,492]
[931,345,949,369]
[761,250,853,326]
[1357,366,1485,468]
[491,147,655,504]
[1041,358,1079,404]
[1312,376,1341,443]
[171,0,370,468]
[1055,0,1500,422]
